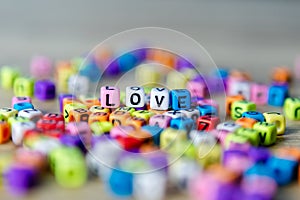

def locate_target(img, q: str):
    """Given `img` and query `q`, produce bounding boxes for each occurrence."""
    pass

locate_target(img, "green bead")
[115,107,136,115]
[7,116,30,127]
[0,108,18,120]
[0,114,6,122]
[160,128,187,150]
[64,103,87,123]
[49,147,87,188]
[13,77,34,97]
[231,100,256,120]
[168,140,197,160]
[235,127,260,146]
[0,67,19,89]
[253,122,277,146]
[90,121,113,135]
[132,110,155,121]
[225,133,249,149]
[283,97,300,120]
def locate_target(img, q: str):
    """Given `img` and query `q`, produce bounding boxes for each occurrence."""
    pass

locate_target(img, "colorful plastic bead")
[88,112,109,124]
[216,121,241,132]
[90,121,113,135]
[263,112,286,135]
[0,107,18,120]
[160,128,187,149]
[100,86,120,108]
[109,110,131,126]
[68,75,90,96]
[0,67,19,89]
[163,110,186,119]
[108,169,133,197]
[250,83,269,105]
[268,84,288,107]
[30,56,52,79]
[0,121,10,144]
[34,80,56,100]
[11,121,36,145]
[170,89,191,110]
[225,95,245,115]
[149,114,171,128]
[63,102,87,123]
[228,80,251,100]
[283,97,300,120]
[197,105,217,116]
[132,110,154,122]
[253,122,277,146]
[135,64,161,86]
[231,100,256,120]
[69,108,91,123]
[235,117,257,128]
[125,86,145,108]
[13,102,34,111]
[58,94,75,112]
[235,127,260,146]
[11,96,32,107]
[13,77,34,97]
[18,108,43,122]
[186,80,206,98]
[125,117,147,129]
[196,115,219,131]
[149,87,169,110]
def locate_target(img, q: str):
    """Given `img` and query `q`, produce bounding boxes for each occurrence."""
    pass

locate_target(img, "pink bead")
[66,122,91,147]
[110,125,135,138]
[186,81,206,98]
[210,129,230,146]
[197,99,219,114]
[11,96,32,107]
[189,173,219,200]
[100,86,120,108]
[250,83,268,105]
[224,154,252,173]
[227,142,251,153]
[149,114,171,128]
[30,56,52,79]
[241,175,277,198]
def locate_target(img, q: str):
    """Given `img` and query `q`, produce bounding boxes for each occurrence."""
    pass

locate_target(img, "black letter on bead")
[106,94,115,107]
[130,93,141,105]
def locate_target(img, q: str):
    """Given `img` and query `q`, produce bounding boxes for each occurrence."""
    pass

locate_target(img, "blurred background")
[0,0,299,82]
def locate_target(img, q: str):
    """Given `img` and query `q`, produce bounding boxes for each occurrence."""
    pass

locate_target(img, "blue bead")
[108,169,133,197]
[141,125,163,146]
[79,59,101,82]
[244,163,276,179]
[13,102,34,111]
[268,85,288,107]
[170,89,191,110]
[197,105,217,116]
[117,52,138,72]
[213,68,229,79]
[170,117,195,134]
[266,156,298,185]
[104,59,121,76]
[242,111,265,122]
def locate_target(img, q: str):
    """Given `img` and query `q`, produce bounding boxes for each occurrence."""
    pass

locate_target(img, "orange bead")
[235,117,257,128]
[139,144,159,153]
[230,70,252,81]
[125,117,147,129]
[109,110,131,126]
[69,108,91,123]
[206,164,241,182]
[88,112,109,125]
[226,95,245,115]
[127,129,152,141]
[147,49,175,68]
[15,149,47,171]
[80,98,100,109]
[0,121,10,144]
[272,67,291,83]
[275,147,300,161]
[63,98,81,112]
[148,109,167,115]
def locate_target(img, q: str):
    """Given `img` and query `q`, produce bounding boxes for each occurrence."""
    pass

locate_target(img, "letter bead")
[170,89,191,110]
[163,110,186,119]
[197,105,217,116]
[231,100,256,120]
[125,117,147,129]
[88,112,109,125]
[186,81,206,98]
[235,127,260,146]
[235,117,257,128]
[34,80,56,100]
[263,112,285,135]
[0,67,19,89]
[216,121,241,132]
[197,115,220,131]
[11,121,36,145]
[13,102,34,111]
[268,84,288,107]
[69,108,91,123]
[13,77,34,97]
[150,88,169,110]
[170,117,195,134]
[149,114,172,128]
[242,111,265,122]
[100,86,120,108]
[132,110,155,122]
[225,95,245,115]
[126,86,145,108]
[18,109,43,122]
[11,96,32,107]
[42,113,64,122]
[228,81,251,100]
[253,122,277,146]
[0,107,18,120]
[180,109,200,122]
[64,103,88,123]
[250,83,268,105]
[89,105,111,114]
[283,97,300,120]
[90,121,113,135]
[109,110,131,126]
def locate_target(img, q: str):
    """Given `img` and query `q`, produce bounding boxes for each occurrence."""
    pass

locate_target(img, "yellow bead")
[166,71,188,89]
[13,77,34,97]
[0,107,18,121]
[89,105,110,114]
[160,128,187,149]
[132,110,155,122]
[135,64,161,87]
[283,97,300,120]
[56,61,76,92]
[263,112,286,135]
[64,103,87,123]
[196,143,221,168]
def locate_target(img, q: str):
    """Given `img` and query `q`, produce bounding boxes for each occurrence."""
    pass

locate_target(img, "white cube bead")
[68,75,90,96]
[125,86,145,108]
[216,121,241,132]
[150,88,169,110]
[11,121,36,145]
[163,110,187,119]
[18,108,43,122]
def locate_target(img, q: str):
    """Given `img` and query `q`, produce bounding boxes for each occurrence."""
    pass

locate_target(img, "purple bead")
[132,48,147,63]
[216,183,239,200]
[248,147,271,162]
[58,93,75,112]
[34,80,56,101]
[205,76,226,94]
[4,164,38,195]
[60,134,86,153]
[145,151,168,172]
[176,56,194,71]
[104,59,121,76]
[91,134,111,148]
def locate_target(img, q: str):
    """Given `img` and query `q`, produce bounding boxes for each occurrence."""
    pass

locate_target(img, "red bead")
[197,115,220,131]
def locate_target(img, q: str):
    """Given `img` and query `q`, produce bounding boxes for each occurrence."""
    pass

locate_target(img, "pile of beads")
[1,50,300,200]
